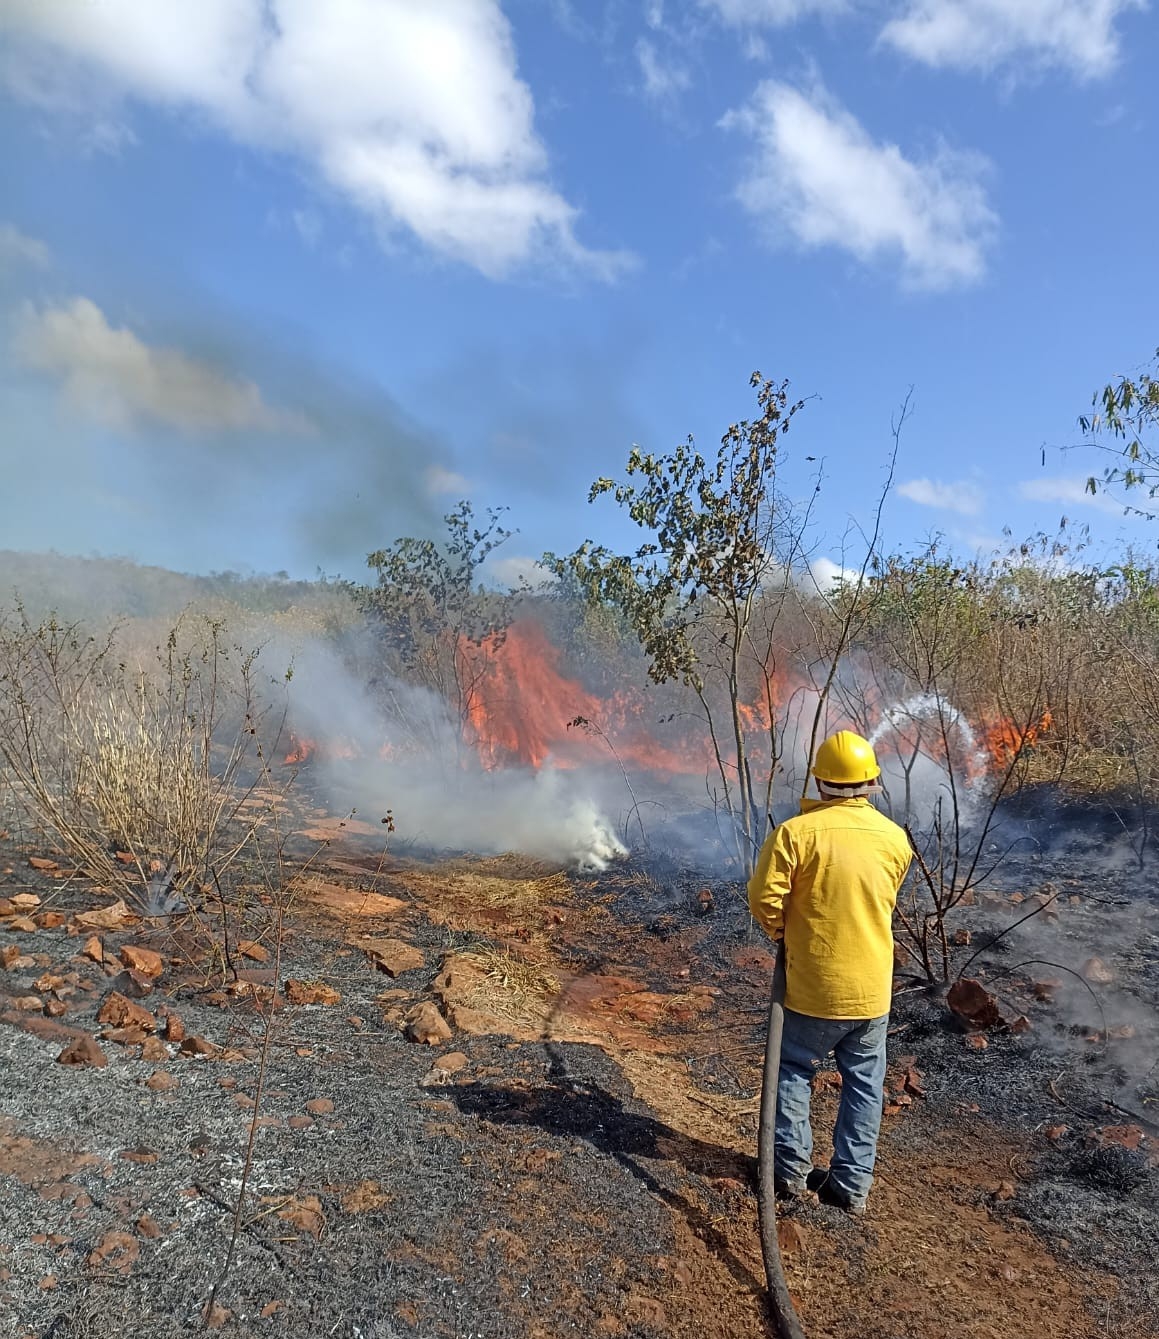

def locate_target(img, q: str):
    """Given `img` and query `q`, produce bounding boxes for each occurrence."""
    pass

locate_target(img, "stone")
[364,938,425,976]
[288,1116,314,1130]
[28,857,59,872]
[135,1215,162,1239]
[776,1218,805,1254]
[305,1098,335,1116]
[0,898,13,917]
[119,1148,158,1165]
[44,1000,68,1019]
[96,992,156,1032]
[964,1034,989,1052]
[284,978,341,1006]
[108,969,154,999]
[74,900,130,931]
[421,1051,469,1087]
[14,996,43,1012]
[947,977,1001,1031]
[179,1036,217,1058]
[56,1035,107,1068]
[238,940,269,962]
[1081,957,1115,984]
[8,916,37,932]
[145,1072,177,1093]
[11,893,41,911]
[204,1302,231,1329]
[119,945,164,980]
[81,936,103,964]
[140,1037,169,1062]
[405,1001,452,1046]
[35,912,66,930]
[162,1012,185,1044]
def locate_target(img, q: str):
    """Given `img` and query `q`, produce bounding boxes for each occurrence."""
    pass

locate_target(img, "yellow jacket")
[747,797,912,1019]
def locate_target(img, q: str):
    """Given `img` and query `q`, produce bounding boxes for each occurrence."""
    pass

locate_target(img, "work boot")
[805,1167,830,1193]
[816,1177,866,1217]
[773,1177,807,1201]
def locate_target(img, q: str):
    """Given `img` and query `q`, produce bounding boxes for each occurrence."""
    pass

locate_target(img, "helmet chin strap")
[817,779,878,799]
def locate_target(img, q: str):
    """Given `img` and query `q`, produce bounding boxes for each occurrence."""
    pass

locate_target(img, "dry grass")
[459,945,560,1002]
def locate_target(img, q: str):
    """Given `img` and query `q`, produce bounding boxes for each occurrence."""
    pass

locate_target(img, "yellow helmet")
[812,730,880,785]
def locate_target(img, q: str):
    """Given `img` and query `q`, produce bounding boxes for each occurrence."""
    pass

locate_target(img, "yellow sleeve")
[747,823,795,942]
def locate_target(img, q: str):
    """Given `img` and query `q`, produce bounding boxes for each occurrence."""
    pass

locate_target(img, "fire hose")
[756,946,807,1339]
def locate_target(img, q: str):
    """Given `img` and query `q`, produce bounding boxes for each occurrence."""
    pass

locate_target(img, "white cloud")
[723,81,997,290]
[0,222,49,273]
[898,477,985,514]
[15,296,304,434]
[0,0,629,280]
[425,465,472,498]
[701,0,848,24]
[1018,475,1126,515]
[880,1,1146,81]
[636,38,692,101]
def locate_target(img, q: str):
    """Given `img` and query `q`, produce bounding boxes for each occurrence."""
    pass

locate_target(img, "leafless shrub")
[0,604,287,908]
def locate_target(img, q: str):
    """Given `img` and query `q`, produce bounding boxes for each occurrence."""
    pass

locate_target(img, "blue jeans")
[775,1009,889,1206]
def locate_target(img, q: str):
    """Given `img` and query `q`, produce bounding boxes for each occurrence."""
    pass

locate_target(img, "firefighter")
[748,729,912,1215]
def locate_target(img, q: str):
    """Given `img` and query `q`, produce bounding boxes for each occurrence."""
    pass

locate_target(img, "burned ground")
[1,801,1157,1339]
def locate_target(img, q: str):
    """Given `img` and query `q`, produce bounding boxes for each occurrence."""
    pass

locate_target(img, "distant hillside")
[0,551,330,623]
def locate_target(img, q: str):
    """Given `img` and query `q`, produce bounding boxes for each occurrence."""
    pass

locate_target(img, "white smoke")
[279,638,628,870]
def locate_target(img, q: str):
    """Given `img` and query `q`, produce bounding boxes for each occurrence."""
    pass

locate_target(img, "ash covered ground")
[1,787,1157,1339]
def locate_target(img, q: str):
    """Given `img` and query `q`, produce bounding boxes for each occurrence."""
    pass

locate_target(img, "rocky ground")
[1,795,1157,1339]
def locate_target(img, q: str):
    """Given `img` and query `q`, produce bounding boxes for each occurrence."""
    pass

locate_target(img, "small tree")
[546,373,812,876]
[1082,347,1159,511]
[350,502,516,744]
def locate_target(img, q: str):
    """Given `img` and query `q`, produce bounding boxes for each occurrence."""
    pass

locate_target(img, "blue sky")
[1,0,1156,585]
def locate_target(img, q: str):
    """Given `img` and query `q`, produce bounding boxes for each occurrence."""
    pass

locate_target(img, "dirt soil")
[1,809,1157,1339]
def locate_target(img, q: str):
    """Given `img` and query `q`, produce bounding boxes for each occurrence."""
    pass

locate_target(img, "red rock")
[96,992,156,1032]
[1010,1015,1032,1034]
[119,945,164,980]
[145,1071,177,1093]
[993,1180,1016,1201]
[162,1012,185,1043]
[1045,1124,1069,1141]
[81,936,103,964]
[135,1215,162,1239]
[365,938,426,976]
[952,928,972,946]
[405,1001,452,1045]
[776,1218,805,1253]
[288,1116,314,1130]
[35,912,66,930]
[28,857,59,872]
[38,1274,57,1290]
[1,945,22,969]
[44,1000,68,1019]
[284,978,341,1006]
[238,940,269,962]
[947,977,1001,1031]
[140,1037,169,1061]
[14,996,43,1012]
[11,892,41,910]
[56,1035,107,1068]
[0,898,13,917]
[8,915,37,932]
[305,1098,334,1116]
[260,1301,284,1318]
[118,1148,158,1165]
[109,968,154,999]
[179,1036,217,1057]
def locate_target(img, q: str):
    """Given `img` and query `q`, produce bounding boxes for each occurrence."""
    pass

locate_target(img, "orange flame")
[982,709,1053,770]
